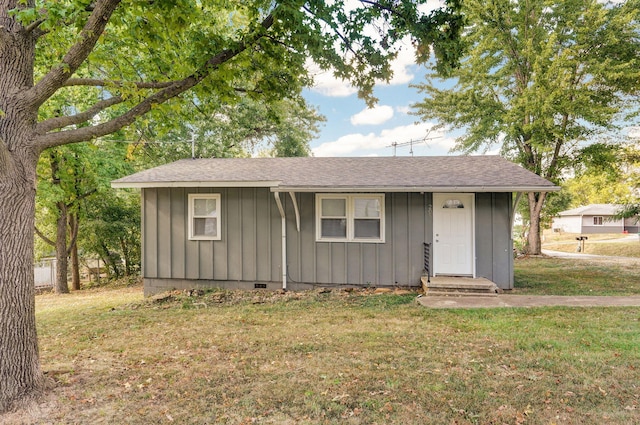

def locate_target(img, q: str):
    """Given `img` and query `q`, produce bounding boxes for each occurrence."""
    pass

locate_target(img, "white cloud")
[313,132,381,156]
[306,36,419,98]
[418,0,447,14]
[351,105,394,126]
[313,122,455,157]
[395,105,412,115]
[384,45,416,86]
[626,126,640,138]
[308,67,357,97]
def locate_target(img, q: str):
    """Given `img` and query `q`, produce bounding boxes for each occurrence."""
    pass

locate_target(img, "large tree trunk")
[48,152,70,294]
[54,201,70,293]
[70,239,81,291]
[0,7,45,409]
[0,159,44,411]
[526,191,548,255]
[69,202,81,291]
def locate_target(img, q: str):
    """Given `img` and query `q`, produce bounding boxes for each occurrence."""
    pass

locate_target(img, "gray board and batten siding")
[113,156,559,296]
[141,187,514,295]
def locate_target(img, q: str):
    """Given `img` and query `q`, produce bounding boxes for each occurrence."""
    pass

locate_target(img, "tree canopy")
[561,142,639,206]
[412,0,640,253]
[4,0,464,154]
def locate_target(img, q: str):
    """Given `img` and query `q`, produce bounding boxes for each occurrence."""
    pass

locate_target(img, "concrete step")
[421,275,501,296]
[425,290,499,298]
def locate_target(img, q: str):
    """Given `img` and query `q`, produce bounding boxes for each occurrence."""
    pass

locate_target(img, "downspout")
[273,192,287,290]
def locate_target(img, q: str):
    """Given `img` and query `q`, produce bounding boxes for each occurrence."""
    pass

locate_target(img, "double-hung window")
[188,193,221,240]
[316,194,384,242]
[593,216,603,226]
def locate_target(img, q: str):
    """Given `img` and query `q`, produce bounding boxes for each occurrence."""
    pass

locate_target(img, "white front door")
[433,193,474,276]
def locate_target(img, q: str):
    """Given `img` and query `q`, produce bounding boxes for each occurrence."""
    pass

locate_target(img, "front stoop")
[421,276,501,297]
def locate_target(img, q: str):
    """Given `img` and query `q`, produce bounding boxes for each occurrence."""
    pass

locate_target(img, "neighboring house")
[112,156,558,295]
[552,204,640,234]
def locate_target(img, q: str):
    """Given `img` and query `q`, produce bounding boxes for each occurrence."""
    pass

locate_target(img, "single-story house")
[552,204,639,234]
[112,156,559,295]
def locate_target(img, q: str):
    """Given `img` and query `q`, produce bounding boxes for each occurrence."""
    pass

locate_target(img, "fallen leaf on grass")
[379,402,393,413]
[331,393,349,402]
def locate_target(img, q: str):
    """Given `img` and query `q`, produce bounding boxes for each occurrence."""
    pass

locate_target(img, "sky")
[301,0,465,159]
[303,45,461,158]
[301,1,639,159]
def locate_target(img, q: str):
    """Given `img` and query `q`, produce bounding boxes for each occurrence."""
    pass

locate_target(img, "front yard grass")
[541,231,640,258]
[514,256,640,296]
[5,272,638,424]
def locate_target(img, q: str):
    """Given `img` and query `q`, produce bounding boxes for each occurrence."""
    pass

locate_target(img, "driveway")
[541,249,640,265]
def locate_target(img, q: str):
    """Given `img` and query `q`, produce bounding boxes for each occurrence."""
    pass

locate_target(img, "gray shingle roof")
[112,156,559,192]
[558,204,622,216]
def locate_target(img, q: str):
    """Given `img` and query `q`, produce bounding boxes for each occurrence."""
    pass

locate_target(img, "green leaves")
[14,0,468,146]
[124,94,322,165]
[412,0,639,252]
[414,0,640,170]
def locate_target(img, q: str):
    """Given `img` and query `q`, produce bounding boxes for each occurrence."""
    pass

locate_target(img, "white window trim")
[188,193,222,240]
[593,216,604,226]
[316,194,385,243]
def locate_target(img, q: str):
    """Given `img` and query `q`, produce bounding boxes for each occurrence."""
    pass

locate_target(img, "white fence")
[34,258,56,289]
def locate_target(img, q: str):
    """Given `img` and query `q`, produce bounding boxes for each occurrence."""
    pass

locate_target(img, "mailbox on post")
[576,236,588,252]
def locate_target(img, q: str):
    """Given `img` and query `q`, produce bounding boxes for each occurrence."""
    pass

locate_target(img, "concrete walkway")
[541,249,640,262]
[417,294,640,309]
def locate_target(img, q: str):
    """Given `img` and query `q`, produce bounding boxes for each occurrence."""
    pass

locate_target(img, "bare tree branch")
[34,226,55,247]
[66,188,97,209]
[23,18,45,34]
[302,5,366,65]
[37,96,124,133]
[64,189,96,256]
[66,213,78,257]
[63,78,176,89]
[358,0,404,18]
[26,0,122,109]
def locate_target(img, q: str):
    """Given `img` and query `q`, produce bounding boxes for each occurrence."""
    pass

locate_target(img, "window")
[188,193,221,240]
[593,216,603,226]
[320,198,347,238]
[316,194,384,242]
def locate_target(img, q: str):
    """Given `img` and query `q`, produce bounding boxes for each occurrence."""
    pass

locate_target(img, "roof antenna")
[386,129,442,156]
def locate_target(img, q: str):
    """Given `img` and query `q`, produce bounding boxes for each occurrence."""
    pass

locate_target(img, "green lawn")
[1,265,635,424]
[541,231,640,258]
[514,256,640,295]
